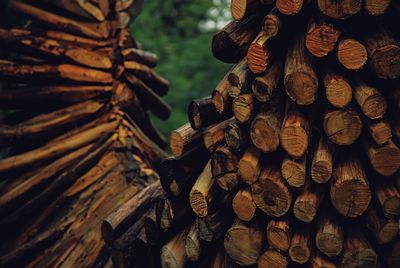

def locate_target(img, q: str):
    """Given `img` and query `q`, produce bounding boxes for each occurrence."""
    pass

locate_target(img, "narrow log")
[365,27,400,79]
[231,0,270,21]
[238,146,262,184]
[252,59,283,102]
[367,120,392,145]
[170,123,203,158]
[204,119,233,151]
[225,120,248,152]
[306,16,340,58]
[365,139,400,176]
[247,33,273,74]
[311,136,333,183]
[252,164,291,217]
[280,99,310,158]
[285,33,318,105]
[315,212,343,257]
[185,223,201,262]
[258,248,288,268]
[341,230,377,268]
[42,0,106,21]
[289,226,311,264]
[337,38,368,70]
[232,187,256,221]
[161,228,189,268]
[366,204,398,244]
[353,79,387,119]
[317,0,362,19]
[212,72,232,115]
[330,156,371,217]
[373,178,400,218]
[266,218,291,252]
[121,48,159,68]
[211,145,239,191]
[232,93,254,123]
[188,97,223,130]
[224,220,263,266]
[365,0,391,15]
[189,161,215,218]
[323,72,352,109]
[281,154,306,188]
[227,58,252,98]
[262,8,283,38]
[293,180,324,222]
[323,108,362,146]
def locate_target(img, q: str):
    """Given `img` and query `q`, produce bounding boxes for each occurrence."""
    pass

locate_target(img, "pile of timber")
[108,0,400,267]
[0,0,170,267]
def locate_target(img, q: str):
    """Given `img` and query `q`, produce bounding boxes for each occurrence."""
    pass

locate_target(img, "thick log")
[252,59,282,102]
[337,38,368,70]
[330,156,371,217]
[289,226,311,264]
[189,161,215,218]
[280,99,310,158]
[232,187,256,221]
[189,97,224,130]
[266,218,291,252]
[251,164,291,217]
[170,123,203,158]
[281,154,306,188]
[323,108,362,146]
[365,27,400,79]
[238,146,262,184]
[212,14,263,63]
[306,16,340,58]
[341,230,377,268]
[161,228,189,268]
[365,139,400,176]
[353,79,387,119]
[373,178,400,218]
[284,33,318,105]
[225,120,248,152]
[366,204,398,244]
[293,180,324,222]
[232,93,254,123]
[317,0,362,19]
[258,248,288,268]
[211,145,239,191]
[323,72,352,109]
[185,223,201,262]
[315,212,343,257]
[311,136,333,183]
[224,220,263,266]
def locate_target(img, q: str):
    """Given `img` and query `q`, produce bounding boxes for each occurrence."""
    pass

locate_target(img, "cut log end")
[280,126,308,159]
[251,115,280,153]
[337,39,368,70]
[276,0,304,15]
[317,0,362,19]
[316,233,343,257]
[311,161,332,183]
[306,23,340,58]
[324,110,362,146]
[325,77,352,108]
[370,44,400,79]
[170,132,184,157]
[189,190,208,218]
[285,72,318,106]
[341,248,377,268]
[258,249,288,268]
[293,201,317,223]
[370,144,400,176]
[247,43,269,74]
[289,245,310,264]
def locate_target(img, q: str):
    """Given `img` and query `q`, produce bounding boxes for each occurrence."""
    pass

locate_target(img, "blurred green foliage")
[131,0,230,137]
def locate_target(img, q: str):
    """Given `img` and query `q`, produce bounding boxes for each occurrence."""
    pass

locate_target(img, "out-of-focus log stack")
[0,0,170,267]
[108,0,400,267]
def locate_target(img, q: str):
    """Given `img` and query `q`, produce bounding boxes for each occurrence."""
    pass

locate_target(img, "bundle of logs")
[106,0,400,267]
[0,0,171,267]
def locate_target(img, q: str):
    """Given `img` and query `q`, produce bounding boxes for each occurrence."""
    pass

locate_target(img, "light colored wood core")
[233,94,254,123]
[276,0,304,15]
[323,73,352,108]
[258,249,288,268]
[232,188,257,221]
[353,81,387,119]
[189,161,214,218]
[238,147,262,184]
[337,39,367,70]
[323,109,362,146]
[281,155,306,187]
[247,35,271,74]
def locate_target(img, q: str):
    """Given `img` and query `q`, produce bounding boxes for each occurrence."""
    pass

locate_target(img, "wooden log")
[232,93,254,123]
[317,0,362,19]
[43,30,111,48]
[365,0,391,15]
[170,123,203,158]
[353,79,387,119]
[224,220,263,266]
[341,230,377,268]
[225,120,248,152]
[323,72,352,109]
[365,27,400,79]
[251,164,291,217]
[311,136,333,183]
[189,97,224,130]
[337,38,368,70]
[252,59,283,102]
[250,93,284,153]
[102,180,164,244]
[293,180,324,222]
[373,178,400,218]
[306,16,340,58]
[366,204,398,244]
[121,48,159,68]
[284,32,318,106]
[365,139,400,176]
[266,218,291,252]
[41,0,106,21]
[211,146,239,191]
[212,72,232,116]
[238,146,262,184]
[0,61,113,84]
[185,223,201,262]
[155,198,174,232]
[232,187,256,221]
[367,120,392,145]
[262,8,283,38]
[258,248,288,268]
[0,120,118,174]
[281,154,306,188]
[9,0,110,39]
[227,58,252,98]
[309,254,336,268]
[323,108,362,146]
[210,248,239,268]
[231,0,270,21]
[212,14,263,63]
[276,0,308,15]
[189,161,215,218]
[280,99,310,158]
[247,33,273,74]
[204,119,233,151]
[330,156,371,217]
[161,228,189,268]
[289,226,311,264]
[315,212,343,257]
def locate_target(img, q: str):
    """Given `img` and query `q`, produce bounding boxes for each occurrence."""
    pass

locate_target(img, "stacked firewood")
[0,0,170,267]
[109,1,400,267]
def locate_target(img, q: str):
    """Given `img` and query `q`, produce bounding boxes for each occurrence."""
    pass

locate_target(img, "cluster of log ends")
[0,0,171,267]
[154,0,400,267]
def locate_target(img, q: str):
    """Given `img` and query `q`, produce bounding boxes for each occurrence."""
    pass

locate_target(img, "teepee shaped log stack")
[0,0,170,267]
[107,1,400,268]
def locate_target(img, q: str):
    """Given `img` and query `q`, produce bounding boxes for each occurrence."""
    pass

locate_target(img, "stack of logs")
[108,0,400,267]
[0,0,171,267]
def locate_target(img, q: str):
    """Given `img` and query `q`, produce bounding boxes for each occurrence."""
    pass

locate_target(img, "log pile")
[0,0,170,267]
[108,1,400,267]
